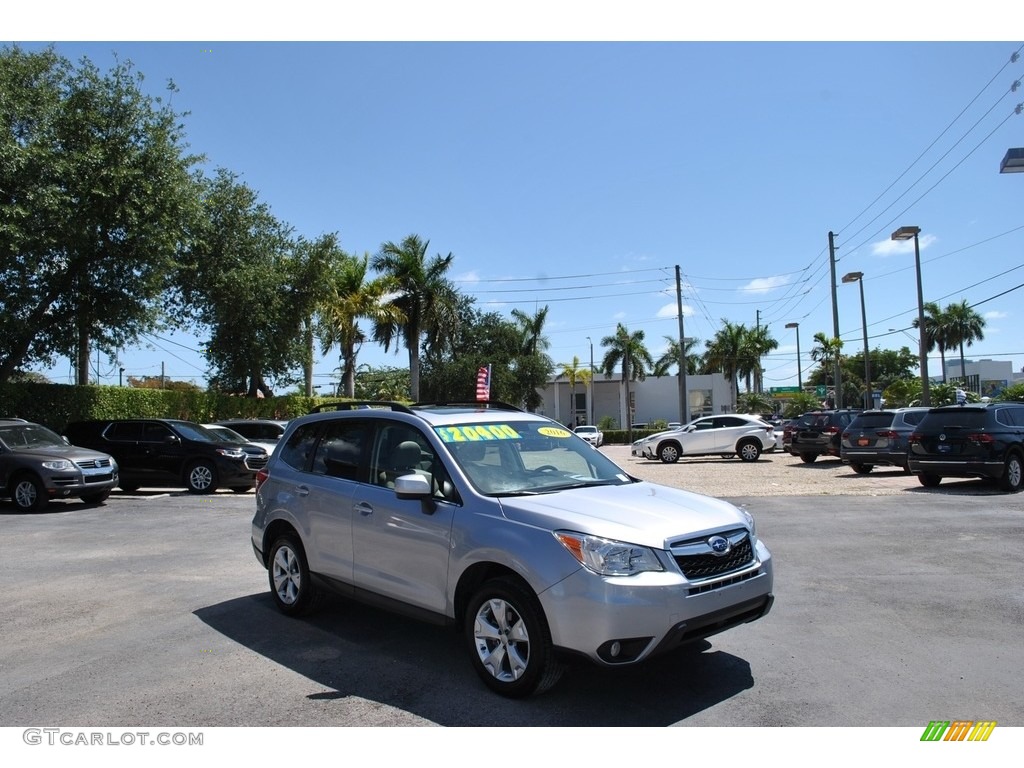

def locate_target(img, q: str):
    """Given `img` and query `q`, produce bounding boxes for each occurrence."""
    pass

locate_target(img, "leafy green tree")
[783,391,824,418]
[371,234,461,400]
[743,325,779,393]
[841,346,917,406]
[736,391,774,416]
[317,247,403,398]
[997,381,1024,402]
[654,335,701,376]
[944,300,986,382]
[353,365,410,401]
[600,323,654,439]
[510,306,554,411]
[0,46,203,383]
[913,302,950,383]
[175,169,311,397]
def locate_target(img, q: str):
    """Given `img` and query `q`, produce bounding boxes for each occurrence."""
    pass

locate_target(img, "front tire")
[267,534,320,616]
[186,460,218,493]
[850,463,873,475]
[12,473,47,512]
[918,473,942,488]
[999,452,1023,492]
[658,443,680,464]
[799,453,817,464]
[737,439,762,462]
[465,576,563,698]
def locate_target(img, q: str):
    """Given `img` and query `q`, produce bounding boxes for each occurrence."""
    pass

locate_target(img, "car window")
[899,410,927,427]
[106,421,142,441]
[279,423,321,471]
[142,422,175,442]
[850,413,895,430]
[372,423,434,489]
[0,423,64,448]
[1006,407,1024,427]
[312,420,367,481]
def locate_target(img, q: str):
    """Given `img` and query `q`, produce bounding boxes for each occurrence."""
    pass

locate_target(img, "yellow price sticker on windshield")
[538,427,571,438]
[436,424,521,442]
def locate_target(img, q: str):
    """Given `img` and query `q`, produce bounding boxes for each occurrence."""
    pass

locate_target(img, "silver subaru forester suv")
[251,401,774,697]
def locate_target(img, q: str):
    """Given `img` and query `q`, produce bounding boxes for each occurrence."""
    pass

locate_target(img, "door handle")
[354,501,373,517]
[294,485,309,497]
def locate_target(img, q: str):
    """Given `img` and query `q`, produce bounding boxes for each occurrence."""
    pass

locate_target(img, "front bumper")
[539,539,773,666]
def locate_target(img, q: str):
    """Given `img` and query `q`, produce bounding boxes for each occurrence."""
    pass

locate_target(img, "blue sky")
[10,11,1024,394]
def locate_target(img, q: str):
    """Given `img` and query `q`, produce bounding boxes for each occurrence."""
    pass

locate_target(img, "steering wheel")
[532,465,559,473]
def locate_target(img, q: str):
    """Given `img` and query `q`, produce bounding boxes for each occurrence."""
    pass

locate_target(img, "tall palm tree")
[810,331,844,403]
[654,335,702,376]
[511,306,551,356]
[913,301,950,383]
[318,252,404,398]
[600,323,654,438]
[559,356,592,425]
[743,325,779,394]
[702,320,747,407]
[371,234,460,400]
[944,299,985,385]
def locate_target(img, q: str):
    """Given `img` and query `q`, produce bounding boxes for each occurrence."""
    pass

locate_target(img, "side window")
[312,420,367,481]
[106,422,142,441]
[279,424,321,471]
[1009,407,1024,428]
[902,411,926,427]
[693,419,714,431]
[372,423,434,489]
[142,423,174,442]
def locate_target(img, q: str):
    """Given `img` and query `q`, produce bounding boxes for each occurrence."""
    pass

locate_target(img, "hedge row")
[0,382,334,432]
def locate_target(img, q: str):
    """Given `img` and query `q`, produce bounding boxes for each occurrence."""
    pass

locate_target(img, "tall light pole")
[586,336,594,426]
[785,322,802,389]
[675,265,689,424]
[828,231,843,407]
[891,226,930,406]
[842,272,872,409]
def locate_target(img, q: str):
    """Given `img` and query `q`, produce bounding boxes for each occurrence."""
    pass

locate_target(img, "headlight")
[737,504,756,539]
[216,447,247,459]
[553,531,664,576]
[41,460,74,471]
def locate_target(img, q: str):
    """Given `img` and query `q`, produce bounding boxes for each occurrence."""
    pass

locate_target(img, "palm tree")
[913,301,951,383]
[702,320,747,407]
[654,335,702,377]
[944,300,986,386]
[743,325,779,393]
[600,323,654,439]
[559,356,592,425]
[810,332,844,404]
[371,234,461,400]
[318,252,404,398]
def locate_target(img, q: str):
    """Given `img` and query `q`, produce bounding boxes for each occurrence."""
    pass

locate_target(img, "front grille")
[83,473,114,484]
[671,529,756,582]
[245,455,269,470]
[76,458,113,470]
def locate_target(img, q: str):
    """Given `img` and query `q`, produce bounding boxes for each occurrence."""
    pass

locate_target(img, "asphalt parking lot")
[2,454,1023,730]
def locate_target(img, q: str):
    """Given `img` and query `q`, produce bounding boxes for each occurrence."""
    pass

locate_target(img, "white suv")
[251,401,774,697]
[632,414,777,463]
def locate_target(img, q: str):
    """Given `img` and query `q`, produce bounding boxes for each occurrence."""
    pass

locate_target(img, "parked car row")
[631,414,778,463]
[1,417,290,512]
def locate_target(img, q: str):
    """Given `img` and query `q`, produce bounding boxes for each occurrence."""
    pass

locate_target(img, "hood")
[496,481,749,549]
[17,445,112,463]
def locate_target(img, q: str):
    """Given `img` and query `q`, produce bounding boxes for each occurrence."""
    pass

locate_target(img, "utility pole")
[828,231,842,408]
[676,265,689,424]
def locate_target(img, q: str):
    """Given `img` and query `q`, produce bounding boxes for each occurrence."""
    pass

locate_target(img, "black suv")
[788,409,862,463]
[63,419,256,494]
[907,403,1024,492]
[1,419,119,511]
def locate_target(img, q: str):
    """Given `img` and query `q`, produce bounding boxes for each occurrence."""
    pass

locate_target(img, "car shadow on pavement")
[194,592,754,726]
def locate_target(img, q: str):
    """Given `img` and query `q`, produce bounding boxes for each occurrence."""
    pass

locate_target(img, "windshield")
[0,423,65,449]
[435,420,633,495]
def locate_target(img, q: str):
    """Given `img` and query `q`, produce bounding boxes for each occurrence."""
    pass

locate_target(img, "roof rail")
[411,400,525,412]
[308,401,414,414]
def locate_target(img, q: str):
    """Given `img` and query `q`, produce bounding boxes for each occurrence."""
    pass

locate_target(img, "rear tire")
[918,473,942,488]
[465,576,563,698]
[850,463,873,475]
[267,534,320,616]
[800,453,817,464]
[737,440,761,462]
[999,452,1023,492]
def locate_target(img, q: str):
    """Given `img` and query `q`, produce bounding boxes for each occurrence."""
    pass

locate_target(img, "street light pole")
[891,226,930,406]
[785,322,802,389]
[586,336,594,426]
[842,272,871,409]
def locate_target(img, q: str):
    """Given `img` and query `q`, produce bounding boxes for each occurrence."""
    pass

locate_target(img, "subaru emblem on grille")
[708,535,731,556]
[939,433,946,441]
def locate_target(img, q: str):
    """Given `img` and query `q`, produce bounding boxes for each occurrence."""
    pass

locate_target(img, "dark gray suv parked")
[840,407,930,474]
[0,419,118,512]
[907,402,1024,492]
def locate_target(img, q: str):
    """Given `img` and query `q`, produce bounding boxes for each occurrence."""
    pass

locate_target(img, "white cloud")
[871,232,938,257]
[656,302,693,318]
[984,310,1008,320]
[740,276,789,294]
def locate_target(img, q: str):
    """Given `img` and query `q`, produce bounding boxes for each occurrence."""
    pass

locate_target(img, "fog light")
[609,641,621,658]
